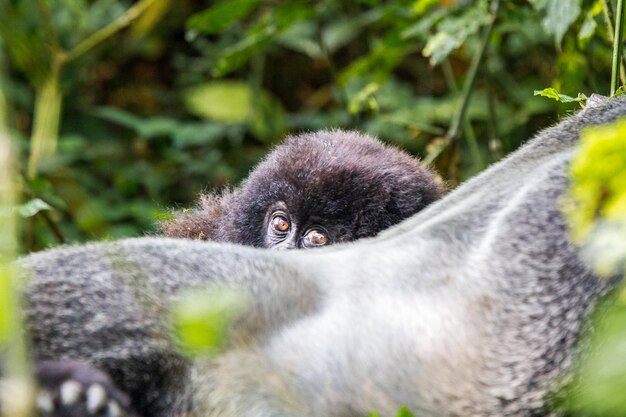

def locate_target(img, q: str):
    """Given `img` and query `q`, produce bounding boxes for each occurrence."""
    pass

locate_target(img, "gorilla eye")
[271,214,290,234]
[302,228,329,248]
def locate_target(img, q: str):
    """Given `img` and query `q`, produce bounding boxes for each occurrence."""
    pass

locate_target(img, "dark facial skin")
[264,202,331,249]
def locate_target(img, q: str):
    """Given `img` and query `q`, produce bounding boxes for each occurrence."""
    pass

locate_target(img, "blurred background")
[0,0,616,251]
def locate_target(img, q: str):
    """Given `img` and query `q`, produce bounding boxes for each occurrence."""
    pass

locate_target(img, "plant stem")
[28,0,161,178]
[602,0,626,85]
[0,89,35,417]
[442,59,483,169]
[64,0,160,63]
[27,59,62,178]
[446,0,499,142]
[315,21,355,126]
[611,0,625,96]
[37,0,60,53]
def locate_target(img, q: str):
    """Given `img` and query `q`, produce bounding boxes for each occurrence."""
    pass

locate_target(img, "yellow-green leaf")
[172,288,247,357]
[184,81,252,123]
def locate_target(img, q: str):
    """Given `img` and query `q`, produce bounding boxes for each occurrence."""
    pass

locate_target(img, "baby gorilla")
[160,130,445,249]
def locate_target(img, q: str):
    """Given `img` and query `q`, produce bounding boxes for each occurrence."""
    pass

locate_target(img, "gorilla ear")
[159,190,234,241]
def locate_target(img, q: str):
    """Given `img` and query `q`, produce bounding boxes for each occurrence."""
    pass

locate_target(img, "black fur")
[160,130,445,248]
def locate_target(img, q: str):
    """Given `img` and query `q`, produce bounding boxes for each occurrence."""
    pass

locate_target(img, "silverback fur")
[18,96,625,417]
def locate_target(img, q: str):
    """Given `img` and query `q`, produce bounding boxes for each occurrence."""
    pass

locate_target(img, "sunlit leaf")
[17,199,53,218]
[184,81,252,123]
[348,82,381,114]
[564,117,626,274]
[422,3,491,66]
[533,88,587,104]
[410,0,440,16]
[578,0,602,46]
[172,288,248,357]
[529,0,582,46]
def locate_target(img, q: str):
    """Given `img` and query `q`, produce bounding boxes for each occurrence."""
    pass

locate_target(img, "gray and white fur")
[18,95,623,417]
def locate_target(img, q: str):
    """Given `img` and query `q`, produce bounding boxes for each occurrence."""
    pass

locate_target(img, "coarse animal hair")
[160,130,445,248]
[18,95,623,417]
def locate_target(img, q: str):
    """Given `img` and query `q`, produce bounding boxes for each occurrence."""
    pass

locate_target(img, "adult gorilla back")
[21,96,622,417]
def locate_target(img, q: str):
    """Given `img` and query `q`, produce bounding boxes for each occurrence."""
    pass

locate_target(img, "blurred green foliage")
[566,118,626,251]
[563,111,626,417]
[172,287,247,358]
[0,86,34,417]
[0,0,620,253]
[369,406,416,417]
[567,293,626,417]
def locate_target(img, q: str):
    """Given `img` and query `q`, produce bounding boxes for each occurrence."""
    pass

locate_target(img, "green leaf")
[568,300,626,416]
[186,0,260,34]
[578,5,599,43]
[93,106,143,130]
[347,82,381,114]
[0,0,50,85]
[276,21,323,59]
[17,199,52,218]
[339,34,407,86]
[201,3,313,76]
[402,8,447,40]
[212,25,276,77]
[422,3,491,66]
[184,81,252,122]
[529,0,582,46]
[321,8,384,53]
[533,87,561,101]
[172,288,248,357]
[172,123,225,148]
[533,88,587,104]
[366,406,416,417]
[410,0,440,16]
[93,107,179,139]
[0,199,54,219]
[249,90,287,142]
[564,118,626,267]
[395,406,417,417]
